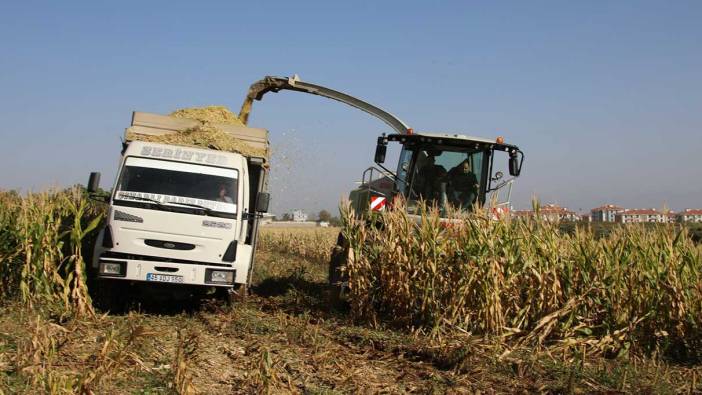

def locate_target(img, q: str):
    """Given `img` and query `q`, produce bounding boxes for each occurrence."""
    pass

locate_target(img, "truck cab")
[88,111,269,298]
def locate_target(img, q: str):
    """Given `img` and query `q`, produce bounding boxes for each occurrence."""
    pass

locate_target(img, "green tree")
[318,210,332,222]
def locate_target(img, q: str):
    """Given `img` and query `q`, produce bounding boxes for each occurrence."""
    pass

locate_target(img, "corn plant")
[63,193,102,318]
[0,188,104,317]
[257,227,339,263]
[341,199,702,361]
[0,191,22,298]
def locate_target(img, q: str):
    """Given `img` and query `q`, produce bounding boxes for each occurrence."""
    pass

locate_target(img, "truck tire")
[215,284,246,307]
[92,279,128,313]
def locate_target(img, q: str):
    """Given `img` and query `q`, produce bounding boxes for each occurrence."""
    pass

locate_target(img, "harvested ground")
[1,242,700,394]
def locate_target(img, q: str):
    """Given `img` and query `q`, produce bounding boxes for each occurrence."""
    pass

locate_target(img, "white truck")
[87,111,270,301]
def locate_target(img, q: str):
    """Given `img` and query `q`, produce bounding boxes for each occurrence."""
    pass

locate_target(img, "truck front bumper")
[96,256,236,288]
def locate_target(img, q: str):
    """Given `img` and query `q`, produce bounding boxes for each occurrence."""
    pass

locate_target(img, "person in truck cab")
[217,184,233,203]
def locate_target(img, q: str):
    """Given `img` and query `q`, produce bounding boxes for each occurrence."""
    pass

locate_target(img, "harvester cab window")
[445,151,483,210]
[411,149,447,205]
[393,148,413,194]
[406,147,486,214]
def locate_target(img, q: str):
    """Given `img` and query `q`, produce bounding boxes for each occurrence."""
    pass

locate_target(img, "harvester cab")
[357,131,524,217]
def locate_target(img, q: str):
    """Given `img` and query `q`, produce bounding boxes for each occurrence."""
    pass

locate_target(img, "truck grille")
[144,239,196,250]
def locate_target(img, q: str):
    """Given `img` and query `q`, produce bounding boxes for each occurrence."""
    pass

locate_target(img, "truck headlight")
[99,261,125,276]
[206,269,234,284]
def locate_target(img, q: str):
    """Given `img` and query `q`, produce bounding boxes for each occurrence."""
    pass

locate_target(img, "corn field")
[0,188,103,318]
[257,227,339,263]
[341,200,702,361]
[0,190,701,392]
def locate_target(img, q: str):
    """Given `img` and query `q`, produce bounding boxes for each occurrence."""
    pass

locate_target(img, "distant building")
[591,204,624,222]
[260,213,275,225]
[666,211,677,223]
[539,204,578,222]
[677,209,702,223]
[512,209,534,219]
[511,204,577,222]
[616,209,669,223]
[580,214,592,222]
[292,209,308,222]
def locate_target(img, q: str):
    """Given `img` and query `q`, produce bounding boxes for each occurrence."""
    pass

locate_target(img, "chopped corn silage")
[169,105,245,126]
[126,106,268,159]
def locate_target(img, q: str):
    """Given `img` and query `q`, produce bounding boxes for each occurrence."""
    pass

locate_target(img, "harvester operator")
[447,160,479,209]
[414,152,447,205]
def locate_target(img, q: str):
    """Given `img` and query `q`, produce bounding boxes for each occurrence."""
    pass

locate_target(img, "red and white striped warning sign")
[490,206,510,220]
[370,196,386,211]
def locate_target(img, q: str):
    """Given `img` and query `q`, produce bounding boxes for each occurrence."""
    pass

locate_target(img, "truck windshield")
[406,147,485,214]
[114,157,239,215]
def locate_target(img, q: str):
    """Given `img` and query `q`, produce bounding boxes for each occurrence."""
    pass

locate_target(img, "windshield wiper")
[118,195,168,208]
[115,194,232,216]
[167,202,213,215]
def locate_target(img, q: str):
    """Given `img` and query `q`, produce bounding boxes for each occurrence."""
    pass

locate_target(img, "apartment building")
[512,204,578,222]
[616,209,669,223]
[513,203,701,224]
[590,204,624,222]
[677,209,702,223]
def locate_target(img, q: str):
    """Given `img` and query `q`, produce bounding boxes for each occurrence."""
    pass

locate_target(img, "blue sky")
[1,1,700,215]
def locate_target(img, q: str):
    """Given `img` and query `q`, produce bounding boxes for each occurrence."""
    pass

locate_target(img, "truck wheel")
[216,284,246,307]
[87,263,126,313]
[92,279,128,313]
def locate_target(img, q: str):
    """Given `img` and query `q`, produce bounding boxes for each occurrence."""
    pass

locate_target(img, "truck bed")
[125,111,269,154]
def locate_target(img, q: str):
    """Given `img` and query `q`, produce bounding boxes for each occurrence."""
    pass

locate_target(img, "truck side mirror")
[88,172,101,193]
[374,136,387,164]
[509,153,522,177]
[256,192,270,213]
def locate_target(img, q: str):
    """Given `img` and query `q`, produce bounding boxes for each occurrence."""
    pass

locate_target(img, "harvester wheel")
[328,232,350,306]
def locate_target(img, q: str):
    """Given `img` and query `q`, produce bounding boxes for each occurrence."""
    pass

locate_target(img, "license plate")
[146,273,184,283]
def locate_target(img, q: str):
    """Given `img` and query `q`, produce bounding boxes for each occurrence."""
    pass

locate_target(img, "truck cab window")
[115,157,239,214]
